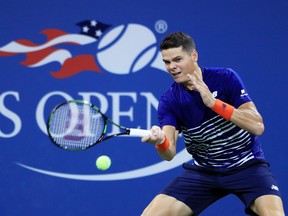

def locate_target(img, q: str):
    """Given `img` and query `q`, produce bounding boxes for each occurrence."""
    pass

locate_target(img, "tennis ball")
[96,155,111,170]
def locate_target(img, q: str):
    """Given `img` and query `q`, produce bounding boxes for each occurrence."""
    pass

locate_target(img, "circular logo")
[96,24,158,74]
[155,20,168,34]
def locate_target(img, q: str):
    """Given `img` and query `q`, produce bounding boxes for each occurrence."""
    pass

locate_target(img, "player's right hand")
[141,125,165,145]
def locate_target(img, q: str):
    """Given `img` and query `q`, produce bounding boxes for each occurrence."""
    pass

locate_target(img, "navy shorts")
[160,160,282,216]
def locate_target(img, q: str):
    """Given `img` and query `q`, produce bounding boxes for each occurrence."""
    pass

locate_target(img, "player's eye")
[175,57,182,62]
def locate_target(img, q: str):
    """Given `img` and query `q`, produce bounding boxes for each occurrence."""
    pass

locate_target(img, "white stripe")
[183,116,254,168]
[0,34,96,53]
[28,49,72,67]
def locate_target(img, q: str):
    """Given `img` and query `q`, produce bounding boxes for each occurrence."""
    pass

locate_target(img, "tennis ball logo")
[96,24,158,74]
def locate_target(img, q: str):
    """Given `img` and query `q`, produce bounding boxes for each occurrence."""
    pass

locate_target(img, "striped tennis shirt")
[158,67,265,169]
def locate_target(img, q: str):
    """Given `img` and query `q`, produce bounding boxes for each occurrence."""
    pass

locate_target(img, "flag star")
[91,20,97,26]
[82,26,89,33]
[95,30,102,37]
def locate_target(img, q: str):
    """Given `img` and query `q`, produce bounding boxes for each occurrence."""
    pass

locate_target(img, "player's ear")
[192,49,198,62]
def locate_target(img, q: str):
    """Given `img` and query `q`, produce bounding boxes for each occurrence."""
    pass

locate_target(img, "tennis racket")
[47,100,151,151]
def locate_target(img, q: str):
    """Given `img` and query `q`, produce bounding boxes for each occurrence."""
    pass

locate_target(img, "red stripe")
[20,47,58,66]
[50,55,101,79]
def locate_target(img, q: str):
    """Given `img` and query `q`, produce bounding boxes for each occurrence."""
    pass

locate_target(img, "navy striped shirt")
[158,67,265,169]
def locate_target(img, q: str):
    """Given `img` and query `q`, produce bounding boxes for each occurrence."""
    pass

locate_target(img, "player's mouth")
[171,71,182,79]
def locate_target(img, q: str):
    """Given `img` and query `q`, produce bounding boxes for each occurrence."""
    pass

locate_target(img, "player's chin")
[173,76,187,83]
[172,73,183,82]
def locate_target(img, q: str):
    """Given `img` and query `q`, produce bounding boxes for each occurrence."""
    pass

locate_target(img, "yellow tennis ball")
[96,155,111,170]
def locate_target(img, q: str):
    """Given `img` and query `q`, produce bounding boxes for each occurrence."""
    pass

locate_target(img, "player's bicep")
[238,101,261,115]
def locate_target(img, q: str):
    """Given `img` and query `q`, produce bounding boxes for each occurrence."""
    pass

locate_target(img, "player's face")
[162,47,198,84]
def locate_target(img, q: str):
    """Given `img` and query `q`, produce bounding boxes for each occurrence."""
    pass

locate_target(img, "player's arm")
[207,98,264,136]
[229,101,264,136]
[141,125,178,161]
[202,91,264,136]
[157,125,178,161]
[187,72,264,136]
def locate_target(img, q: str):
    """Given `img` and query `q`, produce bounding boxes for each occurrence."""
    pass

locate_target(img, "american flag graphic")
[0,20,111,78]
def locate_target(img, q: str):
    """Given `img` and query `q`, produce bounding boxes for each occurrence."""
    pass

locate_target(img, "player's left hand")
[187,72,216,108]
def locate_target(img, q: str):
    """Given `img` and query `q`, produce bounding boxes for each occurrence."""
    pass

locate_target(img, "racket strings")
[49,103,105,150]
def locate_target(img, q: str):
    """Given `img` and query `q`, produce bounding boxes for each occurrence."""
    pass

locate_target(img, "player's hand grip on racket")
[141,125,165,145]
[128,128,151,137]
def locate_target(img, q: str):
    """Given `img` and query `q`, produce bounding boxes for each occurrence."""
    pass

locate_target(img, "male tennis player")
[141,32,285,216]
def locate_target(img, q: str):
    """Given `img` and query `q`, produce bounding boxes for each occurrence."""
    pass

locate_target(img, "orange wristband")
[155,135,170,151]
[211,99,235,121]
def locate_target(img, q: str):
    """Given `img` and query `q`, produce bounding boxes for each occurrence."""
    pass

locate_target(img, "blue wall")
[0,0,287,215]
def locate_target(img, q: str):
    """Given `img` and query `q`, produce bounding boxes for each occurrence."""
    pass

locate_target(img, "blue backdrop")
[0,0,287,215]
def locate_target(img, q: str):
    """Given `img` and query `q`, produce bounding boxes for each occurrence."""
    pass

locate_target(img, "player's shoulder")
[160,82,182,101]
[202,67,237,76]
[202,67,242,84]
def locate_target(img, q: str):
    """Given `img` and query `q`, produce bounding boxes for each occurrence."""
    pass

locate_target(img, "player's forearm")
[156,143,176,161]
[155,126,178,161]
[230,107,264,136]
[211,100,264,136]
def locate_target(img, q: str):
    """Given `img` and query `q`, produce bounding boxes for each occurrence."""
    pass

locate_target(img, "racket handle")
[128,128,151,137]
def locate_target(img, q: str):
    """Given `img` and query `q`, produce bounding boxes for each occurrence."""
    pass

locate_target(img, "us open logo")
[1,20,191,181]
[0,21,167,77]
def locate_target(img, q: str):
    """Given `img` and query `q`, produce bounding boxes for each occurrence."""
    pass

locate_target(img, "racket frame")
[47,100,148,151]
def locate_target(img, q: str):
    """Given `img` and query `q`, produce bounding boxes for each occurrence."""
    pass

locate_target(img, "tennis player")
[141,32,285,216]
